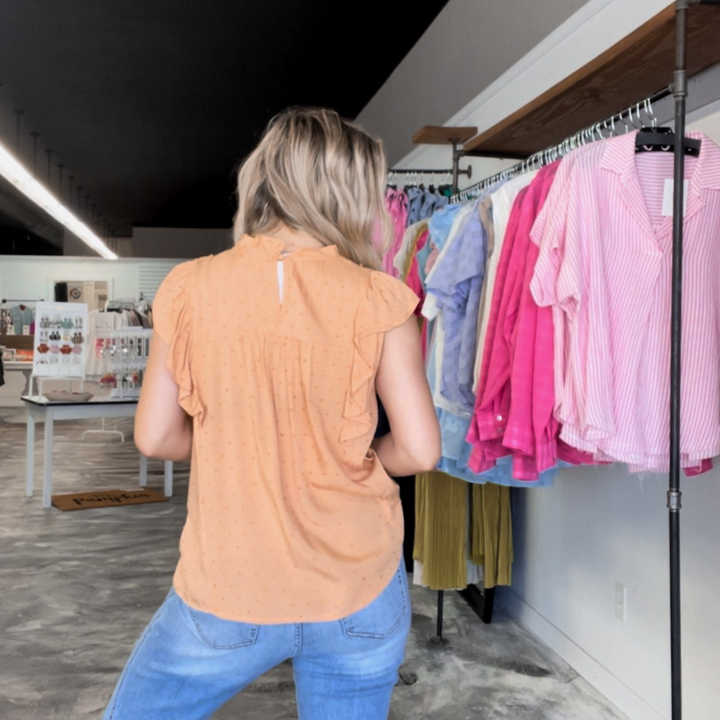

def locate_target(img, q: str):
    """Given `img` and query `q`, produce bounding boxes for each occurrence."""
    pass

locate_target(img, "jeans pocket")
[183,600,260,650]
[341,564,408,640]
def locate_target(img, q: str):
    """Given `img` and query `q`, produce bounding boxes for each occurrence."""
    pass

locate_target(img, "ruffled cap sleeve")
[153,261,205,424]
[340,271,420,442]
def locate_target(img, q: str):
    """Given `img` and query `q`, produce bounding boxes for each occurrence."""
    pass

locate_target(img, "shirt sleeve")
[153,261,204,422]
[530,156,577,311]
[340,271,419,443]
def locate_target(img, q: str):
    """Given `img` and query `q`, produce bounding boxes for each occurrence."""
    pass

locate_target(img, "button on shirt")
[531,131,720,471]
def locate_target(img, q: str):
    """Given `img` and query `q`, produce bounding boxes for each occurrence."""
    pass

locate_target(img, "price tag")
[662,179,688,217]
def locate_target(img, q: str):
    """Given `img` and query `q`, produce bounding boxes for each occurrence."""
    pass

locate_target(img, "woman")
[104,107,441,720]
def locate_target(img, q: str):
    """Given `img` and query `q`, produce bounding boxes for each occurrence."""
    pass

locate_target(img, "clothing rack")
[104,299,138,312]
[666,2,720,716]
[1,298,44,304]
[450,86,673,203]
[442,3,716,715]
[425,78,676,647]
[389,167,457,175]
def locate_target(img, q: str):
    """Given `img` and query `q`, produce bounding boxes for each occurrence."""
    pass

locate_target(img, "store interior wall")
[359,0,670,172]
[63,227,231,259]
[355,0,589,166]
[357,2,720,720]
[0,255,183,404]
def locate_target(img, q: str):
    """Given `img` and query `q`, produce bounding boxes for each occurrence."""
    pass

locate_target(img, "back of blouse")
[153,235,419,623]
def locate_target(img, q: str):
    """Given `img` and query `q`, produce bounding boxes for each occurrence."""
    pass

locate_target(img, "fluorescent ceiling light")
[0,140,117,260]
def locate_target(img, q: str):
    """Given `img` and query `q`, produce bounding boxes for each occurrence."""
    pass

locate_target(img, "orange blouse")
[153,235,419,623]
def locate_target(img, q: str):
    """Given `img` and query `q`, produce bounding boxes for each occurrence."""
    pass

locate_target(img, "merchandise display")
[97,328,153,398]
[386,125,720,604]
[32,302,88,378]
[0,303,36,336]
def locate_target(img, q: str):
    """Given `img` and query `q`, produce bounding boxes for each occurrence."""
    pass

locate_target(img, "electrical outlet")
[615,582,628,622]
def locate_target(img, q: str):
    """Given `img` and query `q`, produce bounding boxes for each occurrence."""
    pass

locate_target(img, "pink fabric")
[467,188,529,475]
[406,230,430,360]
[531,130,720,472]
[501,163,594,474]
[383,189,408,276]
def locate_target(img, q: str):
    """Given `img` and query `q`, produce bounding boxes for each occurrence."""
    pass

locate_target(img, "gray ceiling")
[0,0,449,238]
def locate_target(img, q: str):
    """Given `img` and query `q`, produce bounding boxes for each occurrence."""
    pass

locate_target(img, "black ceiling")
[0,1,450,235]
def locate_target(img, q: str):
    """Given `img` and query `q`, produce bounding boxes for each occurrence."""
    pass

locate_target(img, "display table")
[22,395,173,508]
[5,361,33,395]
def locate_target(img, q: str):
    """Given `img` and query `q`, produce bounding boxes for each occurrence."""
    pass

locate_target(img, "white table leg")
[22,369,32,396]
[43,413,54,509]
[26,413,35,497]
[164,461,173,497]
[139,455,148,487]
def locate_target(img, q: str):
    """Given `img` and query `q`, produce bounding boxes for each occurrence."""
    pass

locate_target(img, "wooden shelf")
[412,126,478,145]
[464,4,720,157]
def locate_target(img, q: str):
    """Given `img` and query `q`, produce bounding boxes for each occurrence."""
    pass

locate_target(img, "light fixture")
[0,140,117,260]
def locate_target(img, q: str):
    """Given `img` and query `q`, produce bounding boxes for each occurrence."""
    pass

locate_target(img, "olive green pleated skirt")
[413,472,513,591]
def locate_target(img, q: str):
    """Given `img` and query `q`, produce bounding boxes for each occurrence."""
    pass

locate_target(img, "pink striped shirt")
[531,130,720,471]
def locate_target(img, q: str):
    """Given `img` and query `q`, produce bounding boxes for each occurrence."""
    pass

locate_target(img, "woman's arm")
[135,334,193,461]
[372,317,441,476]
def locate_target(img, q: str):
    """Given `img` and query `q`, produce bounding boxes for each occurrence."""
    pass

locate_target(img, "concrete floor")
[0,407,630,720]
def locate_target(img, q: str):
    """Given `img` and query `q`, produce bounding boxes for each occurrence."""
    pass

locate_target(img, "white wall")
[356,0,590,165]
[365,0,671,184]
[357,1,720,719]
[0,255,183,304]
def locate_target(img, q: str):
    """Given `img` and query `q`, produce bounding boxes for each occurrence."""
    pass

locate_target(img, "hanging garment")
[406,186,425,225]
[413,471,513,591]
[394,220,428,280]
[424,199,487,417]
[418,203,464,286]
[8,305,35,335]
[427,308,555,488]
[467,163,593,479]
[383,188,408,276]
[414,471,471,590]
[468,187,530,474]
[475,173,538,371]
[473,194,496,393]
[531,130,720,472]
[469,483,513,589]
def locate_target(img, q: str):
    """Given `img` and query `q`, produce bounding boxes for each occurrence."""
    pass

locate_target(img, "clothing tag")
[662,179,689,217]
[6,326,15,336]
[22,325,30,335]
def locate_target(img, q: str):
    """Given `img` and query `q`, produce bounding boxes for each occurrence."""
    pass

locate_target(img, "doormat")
[51,488,169,511]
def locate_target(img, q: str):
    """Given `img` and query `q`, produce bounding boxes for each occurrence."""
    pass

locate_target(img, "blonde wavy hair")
[233,107,391,270]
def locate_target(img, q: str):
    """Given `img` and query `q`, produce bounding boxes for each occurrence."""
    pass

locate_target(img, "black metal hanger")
[635,127,701,157]
[633,98,701,157]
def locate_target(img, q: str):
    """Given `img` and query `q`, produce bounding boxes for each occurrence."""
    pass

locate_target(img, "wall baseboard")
[497,589,667,720]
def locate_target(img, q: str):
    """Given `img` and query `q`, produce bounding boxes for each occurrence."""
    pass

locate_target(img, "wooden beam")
[412,126,478,145]
[463,4,720,157]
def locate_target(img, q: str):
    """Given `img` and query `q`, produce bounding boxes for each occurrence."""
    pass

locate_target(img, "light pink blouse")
[531,131,720,472]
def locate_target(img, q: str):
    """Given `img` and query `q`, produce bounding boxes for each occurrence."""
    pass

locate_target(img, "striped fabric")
[531,130,720,472]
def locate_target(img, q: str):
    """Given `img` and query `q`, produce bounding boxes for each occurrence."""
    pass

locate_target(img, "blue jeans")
[103,562,411,720]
